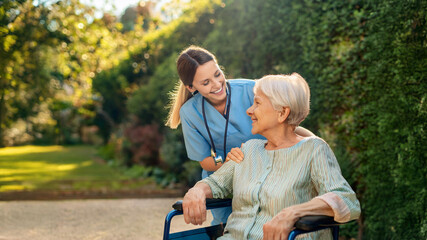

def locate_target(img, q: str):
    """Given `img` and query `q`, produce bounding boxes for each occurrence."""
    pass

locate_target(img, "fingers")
[201,203,207,224]
[236,148,244,160]
[183,202,190,224]
[263,223,272,240]
[263,220,291,240]
[192,203,201,225]
[194,199,206,225]
[263,226,284,240]
[226,147,245,163]
[183,202,205,225]
[183,194,207,225]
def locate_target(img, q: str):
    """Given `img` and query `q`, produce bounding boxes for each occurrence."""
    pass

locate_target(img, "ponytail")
[166,82,193,129]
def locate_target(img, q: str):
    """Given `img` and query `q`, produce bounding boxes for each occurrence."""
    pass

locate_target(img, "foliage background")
[1,0,425,239]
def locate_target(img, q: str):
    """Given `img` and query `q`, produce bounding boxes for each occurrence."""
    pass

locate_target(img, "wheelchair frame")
[163,198,345,240]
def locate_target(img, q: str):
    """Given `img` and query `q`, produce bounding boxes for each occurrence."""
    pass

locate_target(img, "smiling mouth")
[211,86,223,94]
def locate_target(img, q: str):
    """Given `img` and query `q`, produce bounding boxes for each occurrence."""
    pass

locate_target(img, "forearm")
[290,198,334,218]
[199,156,226,172]
[276,198,334,225]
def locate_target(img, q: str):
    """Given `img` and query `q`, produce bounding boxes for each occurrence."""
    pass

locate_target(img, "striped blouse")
[201,136,361,240]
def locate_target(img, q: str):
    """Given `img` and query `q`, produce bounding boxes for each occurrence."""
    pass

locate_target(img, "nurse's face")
[187,60,227,106]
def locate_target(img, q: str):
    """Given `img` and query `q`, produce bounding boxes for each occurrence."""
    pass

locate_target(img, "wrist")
[193,182,213,198]
[286,205,303,221]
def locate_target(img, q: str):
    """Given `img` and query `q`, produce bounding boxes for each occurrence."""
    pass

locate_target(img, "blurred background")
[0,0,425,239]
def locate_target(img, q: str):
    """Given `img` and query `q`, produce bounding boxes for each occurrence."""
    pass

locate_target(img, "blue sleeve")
[180,104,211,162]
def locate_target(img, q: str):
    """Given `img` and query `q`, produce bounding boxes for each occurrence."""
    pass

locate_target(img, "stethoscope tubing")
[202,81,231,164]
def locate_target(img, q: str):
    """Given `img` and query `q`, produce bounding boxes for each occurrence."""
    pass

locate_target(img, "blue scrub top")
[180,79,265,178]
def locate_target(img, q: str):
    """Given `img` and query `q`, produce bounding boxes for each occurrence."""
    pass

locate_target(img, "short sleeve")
[180,105,211,161]
[310,139,361,222]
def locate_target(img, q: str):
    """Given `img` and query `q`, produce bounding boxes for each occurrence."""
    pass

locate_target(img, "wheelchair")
[163,198,348,240]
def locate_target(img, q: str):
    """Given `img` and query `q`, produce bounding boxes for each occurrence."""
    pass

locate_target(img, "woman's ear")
[278,107,291,123]
[185,85,195,93]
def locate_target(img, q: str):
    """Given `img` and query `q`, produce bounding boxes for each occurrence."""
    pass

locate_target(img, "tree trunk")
[0,89,6,147]
[357,215,364,240]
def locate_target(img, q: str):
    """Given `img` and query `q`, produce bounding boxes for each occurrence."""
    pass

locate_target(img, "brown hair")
[166,46,218,129]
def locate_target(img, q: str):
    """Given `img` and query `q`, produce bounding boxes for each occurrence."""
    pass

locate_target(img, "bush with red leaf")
[124,123,163,166]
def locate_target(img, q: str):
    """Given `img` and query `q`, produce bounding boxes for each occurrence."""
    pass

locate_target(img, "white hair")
[254,73,310,126]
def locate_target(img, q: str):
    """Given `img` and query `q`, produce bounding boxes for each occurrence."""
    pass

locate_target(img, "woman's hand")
[263,198,334,239]
[182,184,208,225]
[262,206,299,240]
[226,145,244,163]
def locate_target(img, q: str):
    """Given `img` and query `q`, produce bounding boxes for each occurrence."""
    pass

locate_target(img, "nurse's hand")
[226,144,244,163]
[183,184,208,225]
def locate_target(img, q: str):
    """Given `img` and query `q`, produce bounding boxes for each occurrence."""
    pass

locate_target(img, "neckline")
[262,136,314,152]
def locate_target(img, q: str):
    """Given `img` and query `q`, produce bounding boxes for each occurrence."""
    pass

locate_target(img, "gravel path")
[0,198,213,240]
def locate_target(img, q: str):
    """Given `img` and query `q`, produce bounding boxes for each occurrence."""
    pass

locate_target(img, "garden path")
[0,198,213,240]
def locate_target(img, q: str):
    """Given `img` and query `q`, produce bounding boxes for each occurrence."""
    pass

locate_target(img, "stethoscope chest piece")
[211,149,223,165]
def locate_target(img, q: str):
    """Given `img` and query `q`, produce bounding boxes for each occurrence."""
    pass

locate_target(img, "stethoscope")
[202,81,231,165]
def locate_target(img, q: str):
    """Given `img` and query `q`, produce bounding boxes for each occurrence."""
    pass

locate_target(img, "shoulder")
[228,79,256,100]
[228,79,255,88]
[300,136,333,154]
[180,94,202,120]
[303,136,328,146]
[241,139,266,152]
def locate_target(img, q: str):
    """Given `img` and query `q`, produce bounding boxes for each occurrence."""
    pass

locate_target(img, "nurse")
[166,46,313,225]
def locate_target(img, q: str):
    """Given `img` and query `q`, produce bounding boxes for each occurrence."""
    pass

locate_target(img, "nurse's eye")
[214,72,221,78]
[203,80,209,86]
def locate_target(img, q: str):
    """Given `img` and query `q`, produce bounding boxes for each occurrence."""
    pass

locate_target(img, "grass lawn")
[0,145,154,193]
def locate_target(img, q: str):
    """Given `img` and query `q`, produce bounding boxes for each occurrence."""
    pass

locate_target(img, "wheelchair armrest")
[295,215,348,231]
[172,198,232,212]
[171,200,348,232]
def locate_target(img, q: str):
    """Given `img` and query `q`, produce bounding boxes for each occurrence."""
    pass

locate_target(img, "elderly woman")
[182,73,361,239]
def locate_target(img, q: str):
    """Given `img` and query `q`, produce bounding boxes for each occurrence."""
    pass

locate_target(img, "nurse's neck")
[209,98,227,117]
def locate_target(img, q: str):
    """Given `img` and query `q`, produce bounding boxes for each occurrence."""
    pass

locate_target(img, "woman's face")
[246,88,280,135]
[188,60,226,106]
